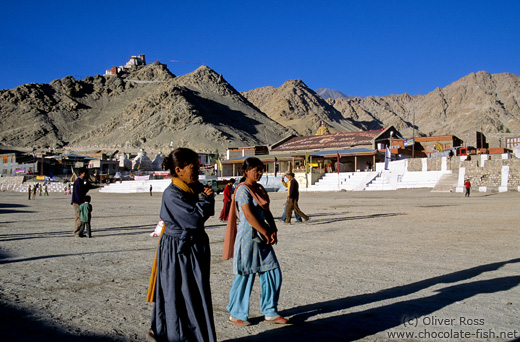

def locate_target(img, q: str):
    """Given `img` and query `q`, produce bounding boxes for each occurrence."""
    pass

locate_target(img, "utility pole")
[412,112,415,158]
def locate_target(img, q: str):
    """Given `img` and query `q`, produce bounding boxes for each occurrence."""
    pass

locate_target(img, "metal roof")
[270,130,384,152]
[311,148,382,158]
[221,154,304,164]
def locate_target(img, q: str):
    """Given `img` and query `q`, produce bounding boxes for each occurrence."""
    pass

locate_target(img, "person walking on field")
[219,178,235,222]
[223,157,289,326]
[464,179,471,197]
[284,172,309,224]
[280,174,301,222]
[147,148,216,342]
[71,168,90,237]
[28,185,32,200]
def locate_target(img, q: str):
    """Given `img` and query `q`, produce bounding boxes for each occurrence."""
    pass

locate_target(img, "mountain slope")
[327,71,520,141]
[0,63,291,152]
[242,79,361,136]
[315,88,355,100]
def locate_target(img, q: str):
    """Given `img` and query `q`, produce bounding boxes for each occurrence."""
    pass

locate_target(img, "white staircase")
[99,179,171,193]
[364,172,395,191]
[431,172,458,192]
[306,172,378,191]
[397,171,445,189]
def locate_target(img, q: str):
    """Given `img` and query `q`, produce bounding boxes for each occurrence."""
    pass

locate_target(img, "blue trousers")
[227,268,282,321]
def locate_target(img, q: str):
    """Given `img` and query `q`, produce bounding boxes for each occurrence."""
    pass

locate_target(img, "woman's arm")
[241,203,276,244]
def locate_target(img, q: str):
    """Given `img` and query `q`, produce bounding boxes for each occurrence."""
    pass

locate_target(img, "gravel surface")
[1,188,519,341]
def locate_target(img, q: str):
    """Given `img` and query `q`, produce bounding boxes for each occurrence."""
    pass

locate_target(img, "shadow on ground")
[0,301,118,342]
[224,258,520,341]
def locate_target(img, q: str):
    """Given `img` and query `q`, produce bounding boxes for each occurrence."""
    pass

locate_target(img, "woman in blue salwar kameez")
[223,157,289,326]
[148,148,216,342]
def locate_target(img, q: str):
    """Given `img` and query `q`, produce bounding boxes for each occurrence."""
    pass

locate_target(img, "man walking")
[284,172,309,223]
[71,168,90,237]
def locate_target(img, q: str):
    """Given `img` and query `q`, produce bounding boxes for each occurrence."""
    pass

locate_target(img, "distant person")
[33,184,37,197]
[28,185,32,200]
[39,184,42,196]
[284,172,309,224]
[147,148,216,342]
[44,185,49,196]
[149,184,153,196]
[77,195,93,238]
[464,179,471,197]
[71,168,90,237]
[223,157,288,326]
[280,174,302,223]
[219,178,235,222]
[365,162,370,171]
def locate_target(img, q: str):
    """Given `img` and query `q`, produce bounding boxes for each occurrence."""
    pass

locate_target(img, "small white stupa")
[132,149,153,171]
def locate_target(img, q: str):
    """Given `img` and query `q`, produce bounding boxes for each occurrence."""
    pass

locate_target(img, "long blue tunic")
[233,185,279,275]
[151,182,216,342]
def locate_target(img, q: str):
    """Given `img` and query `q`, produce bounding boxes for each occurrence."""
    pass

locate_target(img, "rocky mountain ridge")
[325,71,520,144]
[1,63,519,153]
[0,63,291,152]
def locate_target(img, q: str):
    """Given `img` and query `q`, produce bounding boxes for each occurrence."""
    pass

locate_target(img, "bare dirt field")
[1,188,519,341]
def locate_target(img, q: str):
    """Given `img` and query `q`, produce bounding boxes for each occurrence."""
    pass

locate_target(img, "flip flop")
[227,318,251,326]
[264,316,289,324]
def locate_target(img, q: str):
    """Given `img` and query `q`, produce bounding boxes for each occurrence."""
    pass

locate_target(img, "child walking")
[78,195,93,238]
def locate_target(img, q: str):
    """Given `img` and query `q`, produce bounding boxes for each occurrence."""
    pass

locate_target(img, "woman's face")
[176,161,199,184]
[244,165,263,183]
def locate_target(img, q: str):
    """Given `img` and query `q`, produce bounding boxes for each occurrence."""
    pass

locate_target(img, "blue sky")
[1,1,519,96]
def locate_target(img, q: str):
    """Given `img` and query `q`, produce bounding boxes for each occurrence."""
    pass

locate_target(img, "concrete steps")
[0,181,68,193]
[431,172,458,192]
[398,171,444,189]
[364,173,395,191]
[99,179,171,193]
[306,172,377,191]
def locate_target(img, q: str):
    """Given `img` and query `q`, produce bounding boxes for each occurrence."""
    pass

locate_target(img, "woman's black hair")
[163,148,199,177]
[242,157,264,175]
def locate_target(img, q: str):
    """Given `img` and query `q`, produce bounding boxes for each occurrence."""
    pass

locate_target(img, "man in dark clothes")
[284,172,309,223]
[71,168,90,237]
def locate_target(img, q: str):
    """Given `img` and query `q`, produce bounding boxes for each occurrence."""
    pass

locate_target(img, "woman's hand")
[203,187,214,196]
[268,231,277,245]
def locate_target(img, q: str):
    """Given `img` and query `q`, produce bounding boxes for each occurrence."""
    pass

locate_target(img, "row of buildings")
[221,124,517,178]
[1,124,519,185]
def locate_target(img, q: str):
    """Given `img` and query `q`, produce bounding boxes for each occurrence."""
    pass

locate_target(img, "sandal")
[264,316,289,324]
[227,317,251,326]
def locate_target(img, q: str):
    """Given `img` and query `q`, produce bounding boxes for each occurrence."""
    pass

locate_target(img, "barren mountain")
[242,80,361,136]
[1,62,519,154]
[326,71,520,143]
[0,63,291,152]
[315,88,355,100]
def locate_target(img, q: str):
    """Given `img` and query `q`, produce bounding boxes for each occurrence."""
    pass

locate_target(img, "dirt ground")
[0,188,519,341]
